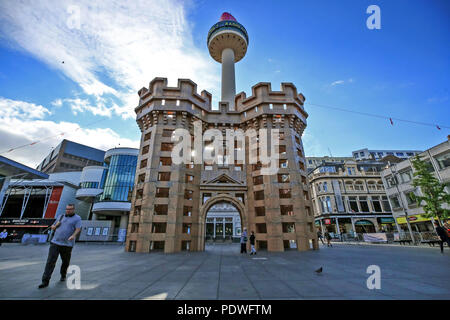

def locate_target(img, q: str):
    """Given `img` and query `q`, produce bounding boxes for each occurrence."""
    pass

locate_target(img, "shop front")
[396,215,434,232]
[0,218,56,242]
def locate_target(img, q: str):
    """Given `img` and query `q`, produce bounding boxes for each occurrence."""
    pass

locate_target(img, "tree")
[410,155,450,224]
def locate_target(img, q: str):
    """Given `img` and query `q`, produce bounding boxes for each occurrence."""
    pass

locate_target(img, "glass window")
[359,197,369,212]
[435,151,450,170]
[400,170,413,183]
[389,196,401,209]
[348,196,359,213]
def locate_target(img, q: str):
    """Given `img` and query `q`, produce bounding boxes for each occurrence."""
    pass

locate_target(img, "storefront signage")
[0,218,55,227]
[324,219,331,225]
[380,218,395,224]
[363,233,388,242]
[397,215,430,224]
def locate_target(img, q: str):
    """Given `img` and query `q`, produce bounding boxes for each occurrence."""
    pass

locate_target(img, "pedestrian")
[38,204,81,289]
[240,228,247,254]
[0,229,7,246]
[324,231,332,247]
[434,221,450,254]
[317,230,325,245]
[249,231,256,255]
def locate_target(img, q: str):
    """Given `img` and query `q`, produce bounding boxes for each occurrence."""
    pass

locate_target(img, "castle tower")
[126,13,318,254]
[207,12,248,110]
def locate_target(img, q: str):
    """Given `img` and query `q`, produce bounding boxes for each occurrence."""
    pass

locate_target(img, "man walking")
[434,221,450,254]
[249,231,256,255]
[240,228,248,254]
[38,204,81,289]
[324,231,332,247]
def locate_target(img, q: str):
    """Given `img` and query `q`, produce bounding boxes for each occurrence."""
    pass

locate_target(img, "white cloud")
[330,80,345,86]
[51,99,63,107]
[330,78,354,87]
[0,98,139,168]
[0,1,220,119]
[0,97,51,120]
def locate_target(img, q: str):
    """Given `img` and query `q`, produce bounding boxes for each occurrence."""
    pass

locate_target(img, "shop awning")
[355,220,374,226]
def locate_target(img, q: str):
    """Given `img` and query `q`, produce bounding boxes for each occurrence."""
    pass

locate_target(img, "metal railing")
[329,231,444,246]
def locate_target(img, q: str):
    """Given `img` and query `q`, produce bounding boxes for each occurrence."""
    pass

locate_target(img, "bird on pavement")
[315,267,323,274]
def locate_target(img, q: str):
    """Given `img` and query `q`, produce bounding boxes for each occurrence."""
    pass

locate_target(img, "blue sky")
[0,0,449,167]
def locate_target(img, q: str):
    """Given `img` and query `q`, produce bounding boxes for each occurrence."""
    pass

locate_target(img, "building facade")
[352,148,421,161]
[309,160,395,237]
[306,156,353,171]
[76,147,138,241]
[0,171,90,242]
[36,139,105,173]
[381,139,450,232]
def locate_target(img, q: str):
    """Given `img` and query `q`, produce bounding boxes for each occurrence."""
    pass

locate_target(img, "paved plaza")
[0,242,449,300]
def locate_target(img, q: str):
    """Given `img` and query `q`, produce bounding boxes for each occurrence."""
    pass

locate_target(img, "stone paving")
[0,242,449,300]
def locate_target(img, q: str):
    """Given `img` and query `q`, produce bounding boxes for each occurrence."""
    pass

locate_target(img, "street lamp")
[391,164,416,244]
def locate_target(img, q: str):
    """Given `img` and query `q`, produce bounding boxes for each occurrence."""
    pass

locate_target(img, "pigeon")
[62,61,64,64]
[315,267,323,274]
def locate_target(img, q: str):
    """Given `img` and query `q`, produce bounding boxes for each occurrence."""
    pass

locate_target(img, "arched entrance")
[199,194,247,251]
[354,220,376,233]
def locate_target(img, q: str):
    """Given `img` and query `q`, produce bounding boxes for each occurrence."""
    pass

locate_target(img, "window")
[435,151,450,170]
[183,224,191,234]
[202,193,211,203]
[367,181,376,191]
[185,190,194,200]
[424,161,434,173]
[156,188,170,198]
[280,205,294,216]
[371,196,382,212]
[254,190,265,201]
[298,161,305,171]
[235,163,243,171]
[279,159,288,168]
[347,167,356,175]
[236,193,245,203]
[297,148,303,158]
[253,176,264,185]
[389,196,401,209]
[144,132,151,141]
[256,223,267,233]
[304,191,309,200]
[279,145,286,156]
[349,196,359,213]
[255,207,266,216]
[359,196,370,212]
[134,205,141,216]
[138,174,145,183]
[162,129,174,137]
[396,152,404,157]
[154,204,168,215]
[279,189,291,199]
[142,145,149,155]
[152,223,166,233]
[400,170,413,183]
[140,159,147,169]
[278,174,290,183]
[160,157,172,166]
[382,196,391,212]
[405,191,417,206]
[183,206,192,216]
[185,174,194,183]
[161,143,173,151]
[322,182,328,192]
[282,223,295,233]
[158,172,171,181]
[131,223,139,233]
[319,166,336,173]
[136,189,143,200]
[354,181,364,191]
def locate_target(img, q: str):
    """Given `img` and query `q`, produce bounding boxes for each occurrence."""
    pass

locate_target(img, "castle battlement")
[137,77,212,112]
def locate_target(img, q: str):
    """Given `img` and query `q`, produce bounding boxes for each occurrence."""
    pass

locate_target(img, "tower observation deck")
[207,12,249,110]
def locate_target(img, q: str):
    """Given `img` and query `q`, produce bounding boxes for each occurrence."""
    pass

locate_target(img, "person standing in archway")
[249,231,256,255]
[240,228,248,253]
